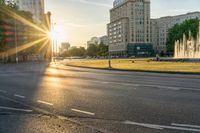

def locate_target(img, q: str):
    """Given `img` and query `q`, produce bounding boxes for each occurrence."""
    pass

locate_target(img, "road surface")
[0,62,200,133]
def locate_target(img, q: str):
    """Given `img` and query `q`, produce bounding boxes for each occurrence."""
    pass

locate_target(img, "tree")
[0,0,6,5]
[167,18,199,52]
[62,46,86,57]
[87,44,98,57]
[6,1,18,10]
[98,43,108,56]
[79,47,86,56]
[0,0,18,9]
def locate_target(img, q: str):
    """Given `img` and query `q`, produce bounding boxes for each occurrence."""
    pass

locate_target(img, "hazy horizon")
[45,0,200,47]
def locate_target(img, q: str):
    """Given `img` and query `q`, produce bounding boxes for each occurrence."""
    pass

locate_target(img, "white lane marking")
[93,81,112,84]
[91,80,185,90]
[93,80,182,90]
[143,84,200,91]
[123,121,163,130]
[101,81,110,84]
[14,94,25,99]
[156,86,181,91]
[71,108,95,116]
[37,100,53,106]
[172,123,200,129]
[122,83,140,87]
[143,84,181,90]
[0,106,33,112]
[160,125,200,132]
[123,120,200,132]
[94,80,139,88]
[0,90,7,93]
[181,88,200,91]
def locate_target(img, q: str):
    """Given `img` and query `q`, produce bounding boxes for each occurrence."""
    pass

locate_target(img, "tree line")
[61,43,108,57]
[167,18,199,52]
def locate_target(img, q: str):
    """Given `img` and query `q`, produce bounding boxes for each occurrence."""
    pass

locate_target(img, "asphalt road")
[0,62,200,133]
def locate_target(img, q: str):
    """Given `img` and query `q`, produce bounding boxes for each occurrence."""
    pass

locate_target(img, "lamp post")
[108,51,112,69]
[55,30,58,58]
[51,23,56,63]
[14,11,18,64]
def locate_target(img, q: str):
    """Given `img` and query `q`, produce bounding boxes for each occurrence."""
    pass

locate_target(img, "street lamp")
[108,51,112,69]
[14,11,18,64]
[51,23,56,63]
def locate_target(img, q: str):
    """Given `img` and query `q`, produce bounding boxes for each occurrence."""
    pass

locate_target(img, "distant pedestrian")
[156,54,160,61]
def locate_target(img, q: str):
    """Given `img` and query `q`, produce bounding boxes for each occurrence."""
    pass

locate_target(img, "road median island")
[64,59,200,74]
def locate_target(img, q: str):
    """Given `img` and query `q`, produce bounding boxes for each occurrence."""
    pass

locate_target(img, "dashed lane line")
[14,94,25,99]
[0,95,110,133]
[123,120,200,132]
[0,90,7,93]
[123,121,164,130]
[90,80,187,91]
[143,85,181,91]
[71,108,95,116]
[172,123,200,129]
[37,100,54,106]
[0,106,33,113]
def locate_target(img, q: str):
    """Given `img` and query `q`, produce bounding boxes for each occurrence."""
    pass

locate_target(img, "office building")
[107,0,153,57]
[151,12,200,53]
[15,0,45,23]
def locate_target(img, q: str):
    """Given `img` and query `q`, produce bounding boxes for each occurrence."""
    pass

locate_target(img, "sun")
[48,31,55,40]
[48,26,65,42]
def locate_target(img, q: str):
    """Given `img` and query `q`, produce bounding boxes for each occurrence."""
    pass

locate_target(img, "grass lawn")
[64,59,200,74]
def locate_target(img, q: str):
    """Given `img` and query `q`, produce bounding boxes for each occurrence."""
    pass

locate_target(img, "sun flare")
[48,31,55,39]
[48,27,65,42]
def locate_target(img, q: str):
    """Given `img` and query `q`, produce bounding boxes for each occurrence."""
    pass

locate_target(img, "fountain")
[174,21,200,59]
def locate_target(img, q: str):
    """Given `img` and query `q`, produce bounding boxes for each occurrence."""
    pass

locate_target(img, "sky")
[44,0,200,47]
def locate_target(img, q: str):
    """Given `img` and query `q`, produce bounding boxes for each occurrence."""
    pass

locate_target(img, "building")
[0,10,45,62]
[107,0,153,57]
[174,21,200,58]
[151,12,200,54]
[14,0,45,23]
[108,0,200,56]
[99,36,109,46]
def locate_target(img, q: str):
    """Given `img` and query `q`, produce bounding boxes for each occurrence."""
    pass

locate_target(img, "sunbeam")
[44,13,51,31]
[45,40,52,59]
[0,37,48,58]
[37,39,50,54]
[0,2,53,62]
[0,6,48,34]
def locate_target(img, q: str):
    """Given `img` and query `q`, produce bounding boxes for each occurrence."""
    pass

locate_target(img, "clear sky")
[45,0,200,47]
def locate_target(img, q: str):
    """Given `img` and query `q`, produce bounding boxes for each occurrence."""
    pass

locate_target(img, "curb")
[65,64,200,75]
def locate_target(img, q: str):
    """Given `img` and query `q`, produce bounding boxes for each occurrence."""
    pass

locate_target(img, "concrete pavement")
[0,62,200,133]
